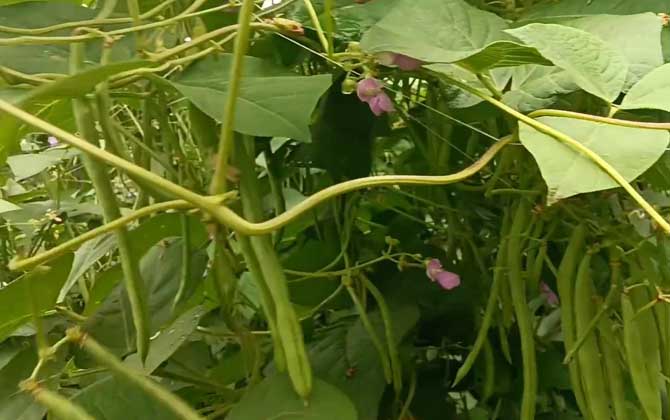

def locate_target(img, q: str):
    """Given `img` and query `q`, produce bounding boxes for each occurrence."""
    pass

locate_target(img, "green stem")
[302,0,329,52]
[95,0,119,19]
[21,381,96,420]
[210,0,257,195]
[71,42,149,361]
[9,200,203,271]
[0,99,509,235]
[67,328,205,420]
[324,0,334,58]
[529,109,670,130]
[442,76,670,234]
[0,0,176,35]
[126,0,142,27]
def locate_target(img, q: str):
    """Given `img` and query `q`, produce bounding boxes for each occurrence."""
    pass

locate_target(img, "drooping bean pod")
[556,225,589,416]
[598,316,627,420]
[622,293,662,420]
[574,254,611,420]
[507,200,537,420]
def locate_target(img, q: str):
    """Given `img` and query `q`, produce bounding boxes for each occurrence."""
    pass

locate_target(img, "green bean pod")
[598,316,628,420]
[507,200,537,420]
[237,137,312,398]
[556,225,589,417]
[622,293,662,420]
[574,254,611,420]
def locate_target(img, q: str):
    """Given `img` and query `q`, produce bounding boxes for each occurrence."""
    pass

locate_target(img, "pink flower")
[376,52,424,71]
[426,259,461,290]
[540,282,559,306]
[47,136,59,147]
[356,78,395,116]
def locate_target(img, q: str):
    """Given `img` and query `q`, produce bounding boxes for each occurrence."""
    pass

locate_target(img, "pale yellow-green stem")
[441,76,670,234]
[302,0,329,52]
[529,109,670,131]
[0,99,509,235]
[210,0,257,195]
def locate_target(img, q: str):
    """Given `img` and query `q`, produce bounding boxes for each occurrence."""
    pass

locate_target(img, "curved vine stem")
[440,76,670,234]
[0,99,510,235]
[529,109,670,130]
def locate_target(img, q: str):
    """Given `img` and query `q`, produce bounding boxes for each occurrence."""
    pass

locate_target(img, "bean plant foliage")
[2,0,670,419]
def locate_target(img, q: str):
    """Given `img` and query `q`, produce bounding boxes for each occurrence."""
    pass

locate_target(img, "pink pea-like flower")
[540,282,559,306]
[376,52,424,71]
[426,259,461,290]
[47,136,59,147]
[356,77,395,116]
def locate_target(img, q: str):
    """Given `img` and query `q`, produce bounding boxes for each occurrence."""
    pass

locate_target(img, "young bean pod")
[622,294,662,420]
[556,225,589,416]
[507,200,537,420]
[574,254,611,420]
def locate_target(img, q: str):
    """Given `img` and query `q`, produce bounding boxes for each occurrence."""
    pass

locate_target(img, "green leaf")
[506,23,628,102]
[519,117,670,201]
[558,13,664,90]
[522,0,668,19]
[0,199,20,213]
[127,305,211,374]
[170,55,332,142]
[308,302,419,420]
[620,63,670,112]
[85,237,208,354]
[7,147,79,180]
[59,233,117,302]
[502,65,578,112]
[360,0,550,72]
[227,374,357,420]
[0,254,73,342]
[72,376,180,420]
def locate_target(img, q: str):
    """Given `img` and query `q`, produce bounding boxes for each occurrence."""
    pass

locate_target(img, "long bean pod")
[556,225,589,416]
[507,200,537,420]
[574,254,611,420]
[622,293,662,420]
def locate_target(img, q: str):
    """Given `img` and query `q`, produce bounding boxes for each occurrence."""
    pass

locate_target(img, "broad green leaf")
[0,254,73,342]
[227,374,357,420]
[558,13,664,90]
[85,237,208,355]
[0,199,20,213]
[620,63,670,112]
[72,376,180,420]
[7,147,79,180]
[308,302,419,420]
[519,117,670,201]
[59,233,117,302]
[170,55,331,142]
[126,305,211,374]
[360,0,550,72]
[503,65,578,112]
[522,0,668,19]
[83,213,208,315]
[288,0,399,40]
[506,23,628,102]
